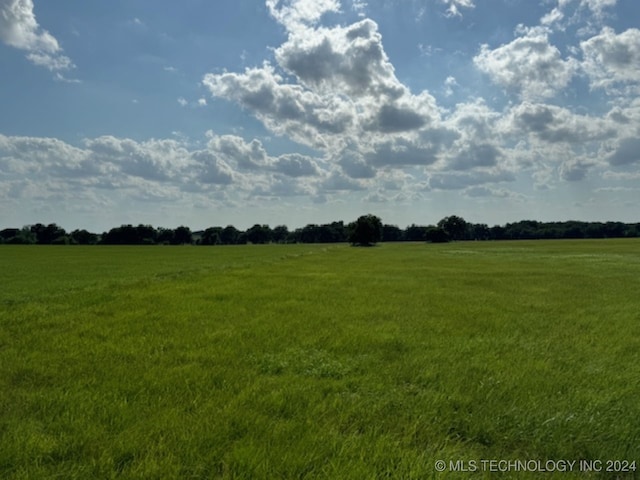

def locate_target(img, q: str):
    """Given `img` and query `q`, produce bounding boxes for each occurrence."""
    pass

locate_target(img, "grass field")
[1,240,639,479]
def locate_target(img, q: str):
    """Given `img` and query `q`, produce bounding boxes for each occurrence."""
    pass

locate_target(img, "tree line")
[1,215,638,246]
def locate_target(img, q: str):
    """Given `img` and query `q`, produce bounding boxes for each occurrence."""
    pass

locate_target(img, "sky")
[1,0,639,232]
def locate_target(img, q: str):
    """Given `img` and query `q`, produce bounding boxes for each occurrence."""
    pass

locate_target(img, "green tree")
[135,224,157,244]
[8,227,36,244]
[200,227,222,245]
[404,224,427,241]
[425,226,450,243]
[156,228,175,244]
[0,228,20,243]
[349,214,383,246]
[70,229,99,245]
[382,224,403,242]
[172,226,192,245]
[30,223,67,244]
[220,225,240,244]
[246,224,271,244]
[469,223,490,241]
[272,225,290,243]
[437,215,468,241]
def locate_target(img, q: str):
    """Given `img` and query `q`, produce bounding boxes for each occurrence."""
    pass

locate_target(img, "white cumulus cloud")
[474,27,578,100]
[0,0,74,71]
[580,27,640,92]
[266,0,340,31]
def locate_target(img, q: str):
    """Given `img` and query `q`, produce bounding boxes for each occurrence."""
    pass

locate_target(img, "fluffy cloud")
[496,101,628,183]
[365,103,427,133]
[203,64,355,149]
[206,134,269,170]
[203,13,443,162]
[447,144,502,170]
[580,27,640,92]
[250,175,315,198]
[84,136,192,182]
[441,100,504,171]
[474,27,577,100]
[203,132,324,182]
[202,0,639,196]
[0,135,91,183]
[275,19,404,99]
[0,132,334,206]
[337,150,376,178]
[272,153,320,177]
[320,171,366,191]
[9,0,620,212]
[364,137,442,167]
[1,134,219,189]
[506,102,616,144]
[541,8,564,27]
[189,151,234,185]
[266,0,340,31]
[446,99,501,139]
[0,0,74,71]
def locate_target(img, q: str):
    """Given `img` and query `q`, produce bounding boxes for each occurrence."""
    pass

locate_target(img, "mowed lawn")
[1,240,639,479]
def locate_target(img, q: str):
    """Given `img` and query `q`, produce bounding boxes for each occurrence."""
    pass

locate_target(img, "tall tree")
[272,225,289,243]
[349,214,383,246]
[172,226,192,245]
[425,226,450,243]
[437,215,468,241]
[200,227,223,245]
[220,225,240,245]
[246,224,271,244]
[156,228,175,244]
[31,223,66,244]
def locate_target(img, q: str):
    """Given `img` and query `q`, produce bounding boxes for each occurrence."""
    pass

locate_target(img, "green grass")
[1,240,639,479]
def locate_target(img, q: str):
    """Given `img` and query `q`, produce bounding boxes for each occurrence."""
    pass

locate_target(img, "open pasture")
[1,240,639,479]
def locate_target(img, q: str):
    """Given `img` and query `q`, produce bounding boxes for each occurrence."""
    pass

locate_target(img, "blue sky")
[1,0,639,231]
